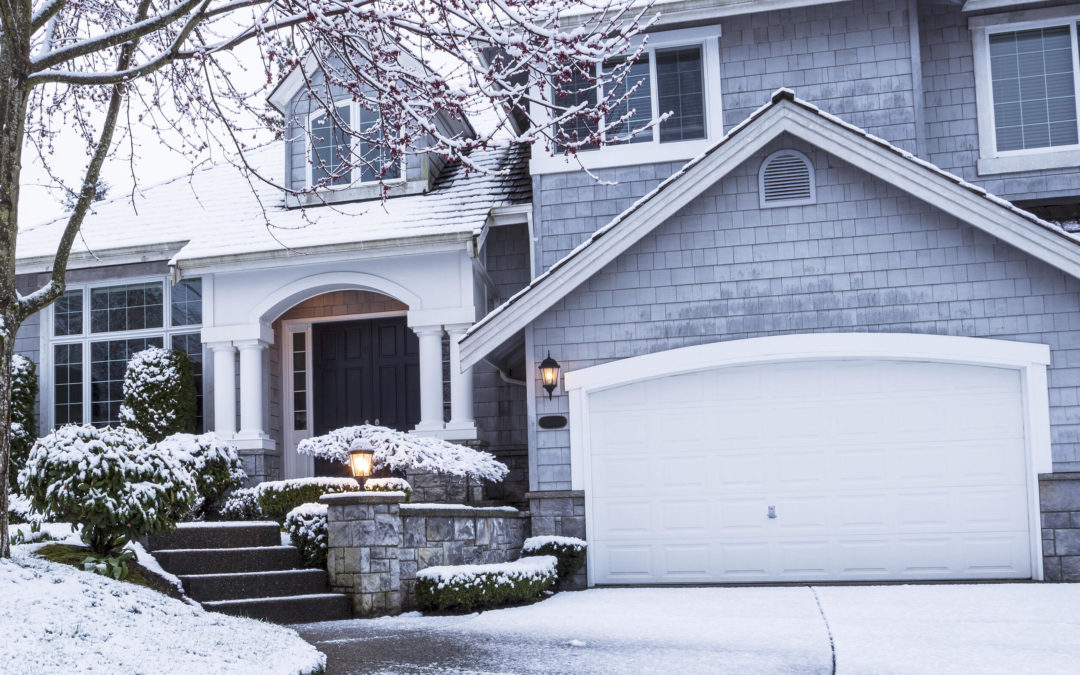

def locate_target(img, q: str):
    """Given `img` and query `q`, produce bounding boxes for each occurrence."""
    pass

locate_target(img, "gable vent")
[759,150,815,208]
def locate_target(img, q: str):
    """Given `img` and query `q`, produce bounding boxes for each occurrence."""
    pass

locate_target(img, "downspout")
[486,358,526,387]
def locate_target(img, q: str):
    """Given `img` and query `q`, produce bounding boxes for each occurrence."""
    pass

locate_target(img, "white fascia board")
[267,53,319,114]
[563,0,847,30]
[16,241,188,275]
[458,104,790,370]
[172,232,475,275]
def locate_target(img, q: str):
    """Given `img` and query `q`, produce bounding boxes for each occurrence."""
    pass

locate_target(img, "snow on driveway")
[298,584,1080,675]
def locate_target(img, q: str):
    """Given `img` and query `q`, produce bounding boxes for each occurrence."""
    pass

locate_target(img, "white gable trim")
[459,92,1080,371]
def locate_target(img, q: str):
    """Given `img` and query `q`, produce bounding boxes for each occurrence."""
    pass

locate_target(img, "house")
[13,0,1080,586]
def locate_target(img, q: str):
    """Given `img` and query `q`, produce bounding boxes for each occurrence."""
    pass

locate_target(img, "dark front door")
[312,317,420,476]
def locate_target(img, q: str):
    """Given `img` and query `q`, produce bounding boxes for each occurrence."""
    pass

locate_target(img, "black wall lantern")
[539,352,561,399]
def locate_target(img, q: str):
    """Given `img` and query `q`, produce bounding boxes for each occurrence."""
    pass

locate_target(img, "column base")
[232,435,276,451]
[442,422,479,442]
[412,424,477,441]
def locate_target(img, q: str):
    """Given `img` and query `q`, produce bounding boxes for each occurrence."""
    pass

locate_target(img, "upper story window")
[308,102,401,188]
[536,26,722,174]
[972,9,1080,174]
[554,45,706,152]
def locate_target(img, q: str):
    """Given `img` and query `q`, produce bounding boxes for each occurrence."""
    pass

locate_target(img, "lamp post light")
[539,352,561,400]
[348,437,376,484]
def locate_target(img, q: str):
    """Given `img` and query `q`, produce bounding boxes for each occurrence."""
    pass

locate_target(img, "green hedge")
[520,536,586,581]
[119,347,196,443]
[254,477,359,523]
[414,556,557,613]
[284,503,328,568]
[9,355,38,484]
[363,477,412,501]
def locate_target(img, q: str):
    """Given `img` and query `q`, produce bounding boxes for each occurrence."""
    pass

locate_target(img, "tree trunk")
[0,7,33,559]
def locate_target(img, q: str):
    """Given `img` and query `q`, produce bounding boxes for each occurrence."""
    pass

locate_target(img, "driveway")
[295,584,1080,674]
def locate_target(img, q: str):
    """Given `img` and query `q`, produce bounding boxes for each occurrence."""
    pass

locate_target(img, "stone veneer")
[526,490,587,589]
[322,492,528,616]
[1039,473,1080,582]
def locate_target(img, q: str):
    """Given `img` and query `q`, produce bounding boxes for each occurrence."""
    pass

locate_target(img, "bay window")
[48,277,204,429]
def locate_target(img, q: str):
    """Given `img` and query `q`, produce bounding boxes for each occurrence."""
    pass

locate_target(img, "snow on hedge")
[155,433,246,517]
[523,535,587,552]
[119,347,196,442]
[284,503,328,568]
[364,477,413,500]
[296,425,509,482]
[0,547,325,674]
[254,476,359,498]
[418,555,558,587]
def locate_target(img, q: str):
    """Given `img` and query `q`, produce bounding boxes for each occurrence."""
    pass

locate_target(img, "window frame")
[304,101,407,190]
[972,7,1080,174]
[43,275,205,430]
[534,26,723,174]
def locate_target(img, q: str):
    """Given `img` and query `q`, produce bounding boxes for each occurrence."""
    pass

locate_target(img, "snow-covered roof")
[16,143,530,271]
[459,88,1080,370]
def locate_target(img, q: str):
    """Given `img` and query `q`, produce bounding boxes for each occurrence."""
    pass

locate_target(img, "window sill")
[977,149,1080,176]
[286,178,429,208]
[530,137,713,175]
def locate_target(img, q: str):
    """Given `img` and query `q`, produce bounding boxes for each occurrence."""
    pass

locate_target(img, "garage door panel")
[587,358,1034,584]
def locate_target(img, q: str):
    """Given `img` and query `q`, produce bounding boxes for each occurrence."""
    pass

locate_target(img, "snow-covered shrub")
[9,354,38,484]
[415,556,558,613]
[18,424,197,555]
[296,425,509,483]
[364,477,412,501]
[119,347,196,443]
[155,433,246,519]
[7,491,33,524]
[284,503,328,569]
[255,477,359,523]
[521,536,587,581]
[220,487,263,521]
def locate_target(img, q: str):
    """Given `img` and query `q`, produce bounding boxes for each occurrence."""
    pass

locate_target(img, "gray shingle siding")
[529,136,1080,490]
[919,0,1080,201]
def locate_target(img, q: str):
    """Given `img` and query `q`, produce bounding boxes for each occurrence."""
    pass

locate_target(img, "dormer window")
[307,102,402,188]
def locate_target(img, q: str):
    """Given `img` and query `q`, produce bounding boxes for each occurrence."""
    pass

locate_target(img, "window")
[310,106,352,186]
[656,47,706,143]
[90,282,163,333]
[48,277,203,430]
[552,43,707,152]
[989,26,1077,151]
[292,332,308,431]
[53,290,82,337]
[972,10,1080,174]
[358,106,401,182]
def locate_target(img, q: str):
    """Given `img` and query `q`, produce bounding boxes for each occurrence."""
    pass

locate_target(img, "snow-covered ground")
[2,538,325,674]
[298,584,1080,674]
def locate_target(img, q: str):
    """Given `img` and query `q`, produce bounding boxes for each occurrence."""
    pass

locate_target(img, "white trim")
[565,333,1053,584]
[531,27,723,175]
[758,148,816,208]
[561,0,844,30]
[970,9,1080,175]
[460,97,1080,370]
[251,271,423,324]
[963,0,1046,13]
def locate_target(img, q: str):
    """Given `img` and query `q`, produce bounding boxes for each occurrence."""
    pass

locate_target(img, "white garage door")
[587,359,1034,584]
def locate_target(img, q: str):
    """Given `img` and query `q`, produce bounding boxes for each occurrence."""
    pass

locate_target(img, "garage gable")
[460,90,1080,370]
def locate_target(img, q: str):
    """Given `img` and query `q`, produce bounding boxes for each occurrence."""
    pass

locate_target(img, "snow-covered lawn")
[1,537,325,674]
[298,584,1080,674]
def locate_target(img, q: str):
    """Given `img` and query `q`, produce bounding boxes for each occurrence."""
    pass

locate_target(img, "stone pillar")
[209,341,237,437]
[322,492,406,617]
[412,325,445,433]
[237,339,268,438]
[444,323,476,440]
[527,490,587,589]
[1039,472,1080,581]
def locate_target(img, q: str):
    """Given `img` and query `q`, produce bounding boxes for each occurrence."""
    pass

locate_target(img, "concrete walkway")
[295,584,1080,674]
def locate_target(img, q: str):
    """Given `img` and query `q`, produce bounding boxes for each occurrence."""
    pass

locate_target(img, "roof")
[17,143,530,271]
[458,88,1080,370]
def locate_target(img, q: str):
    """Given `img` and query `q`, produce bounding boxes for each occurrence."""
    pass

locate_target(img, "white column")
[445,324,476,439]
[412,325,445,432]
[237,339,268,438]
[209,341,237,437]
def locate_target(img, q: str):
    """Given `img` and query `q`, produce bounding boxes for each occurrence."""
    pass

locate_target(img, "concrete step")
[202,593,353,624]
[154,546,301,576]
[180,569,330,602]
[147,522,282,551]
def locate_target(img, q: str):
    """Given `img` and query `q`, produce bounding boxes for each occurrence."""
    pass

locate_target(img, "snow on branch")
[296,424,509,483]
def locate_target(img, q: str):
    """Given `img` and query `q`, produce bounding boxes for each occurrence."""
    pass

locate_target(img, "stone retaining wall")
[1040,473,1080,582]
[526,490,586,589]
[322,492,528,616]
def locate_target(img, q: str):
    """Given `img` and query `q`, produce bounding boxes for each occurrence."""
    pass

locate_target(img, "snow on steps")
[148,522,352,624]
